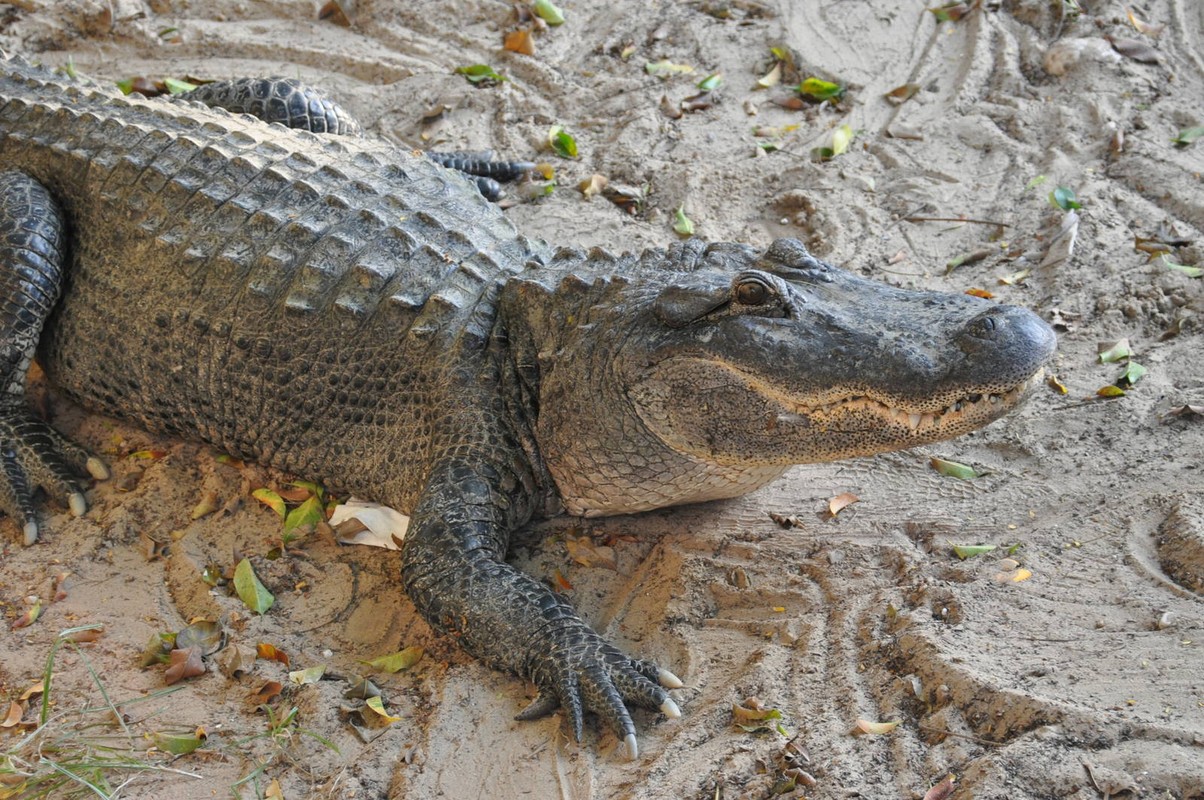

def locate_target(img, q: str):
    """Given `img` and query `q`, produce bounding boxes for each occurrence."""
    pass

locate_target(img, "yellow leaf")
[830,124,854,156]
[364,696,402,724]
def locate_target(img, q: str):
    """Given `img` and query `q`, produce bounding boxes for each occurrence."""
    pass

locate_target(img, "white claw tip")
[69,493,87,517]
[22,521,38,546]
[660,698,681,719]
[622,733,639,761]
[657,668,684,689]
[86,457,110,481]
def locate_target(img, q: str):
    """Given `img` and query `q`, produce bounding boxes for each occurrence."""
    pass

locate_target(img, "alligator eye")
[735,279,771,305]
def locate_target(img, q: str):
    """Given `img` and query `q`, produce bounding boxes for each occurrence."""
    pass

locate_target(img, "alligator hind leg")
[176,78,534,200]
[0,171,106,545]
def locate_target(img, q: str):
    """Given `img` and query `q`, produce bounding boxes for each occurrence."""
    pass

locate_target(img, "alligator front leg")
[176,78,533,200]
[0,171,106,544]
[400,457,682,759]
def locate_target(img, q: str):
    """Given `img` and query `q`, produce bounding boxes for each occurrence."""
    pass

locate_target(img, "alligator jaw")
[772,369,1046,443]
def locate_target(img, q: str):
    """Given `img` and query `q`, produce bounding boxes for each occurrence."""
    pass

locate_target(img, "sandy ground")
[1,0,1203,798]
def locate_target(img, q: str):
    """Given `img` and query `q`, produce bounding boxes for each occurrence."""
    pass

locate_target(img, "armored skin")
[0,55,1056,758]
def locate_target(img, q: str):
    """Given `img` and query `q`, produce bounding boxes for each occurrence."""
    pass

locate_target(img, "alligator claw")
[515,691,561,721]
[657,668,684,689]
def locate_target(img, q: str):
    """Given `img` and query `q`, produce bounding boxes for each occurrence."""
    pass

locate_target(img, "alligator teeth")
[908,413,922,430]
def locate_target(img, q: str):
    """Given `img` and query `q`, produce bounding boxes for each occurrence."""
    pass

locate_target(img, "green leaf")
[928,2,971,22]
[952,543,997,560]
[290,480,326,501]
[1026,174,1048,190]
[547,125,578,158]
[1118,361,1147,386]
[1097,339,1132,363]
[1162,255,1203,278]
[1049,186,1082,211]
[1173,126,1204,146]
[533,0,565,25]
[233,558,275,614]
[769,46,790,62]
[163,77,197,95]
[672,205,695,236]
[252,488,286,518]
[645,59,694,78]
[455,64,506,85]
[284,494,325,533]
[697,72,723,92]
[115,78,135,95]
[362,646,424,673]
[930,457,978,480]
[796,77,844,101]
[150,732,205,756]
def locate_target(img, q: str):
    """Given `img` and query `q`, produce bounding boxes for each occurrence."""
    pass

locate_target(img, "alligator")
[0,55,1056,759]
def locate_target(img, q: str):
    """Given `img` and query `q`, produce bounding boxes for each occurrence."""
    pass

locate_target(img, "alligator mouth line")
[776,369,1045,434]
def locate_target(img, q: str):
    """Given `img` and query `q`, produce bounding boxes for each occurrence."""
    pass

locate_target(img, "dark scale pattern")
[0,54,1056,758]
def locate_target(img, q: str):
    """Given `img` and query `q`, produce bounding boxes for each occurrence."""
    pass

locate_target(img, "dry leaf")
[1,701,23,728]
[504,28,536,56]
[579,174,608,198]
[827,492,859,517]
[1040,209,1079,268]
[1125,6,1164,37]
[851,718,900,735]
[164,646,205,685]
[923,774,957,800]
[251,680,284,704]
[1107,35,1160,63]
[564,534,617,570]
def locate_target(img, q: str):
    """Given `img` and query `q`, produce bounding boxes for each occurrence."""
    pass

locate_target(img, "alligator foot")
[425,151,536,201]
[0,170,107,543]
[515,630,684,759]
[176,79,533,200]
[0,407,107,544]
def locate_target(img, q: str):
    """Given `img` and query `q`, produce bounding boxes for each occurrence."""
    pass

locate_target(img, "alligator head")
[503,238,1056,517]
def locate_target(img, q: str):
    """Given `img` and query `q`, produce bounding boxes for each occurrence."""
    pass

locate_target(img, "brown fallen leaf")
[318,0,351,26]
[504,28,536,56]
[827,492,859,517]
[257,642,291,668]
[564,534,617,570]
[251,680,284,705]
[64,627,103,644]
[884,83,920,105]
[923,774,957,800]
[164,646,205,685]
[1168,404,1204,419]
[769,512,806,529]
[578,174,608,198]
[1107,35,1160,63]
[1,701,23,728]
[51,571,71,602]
